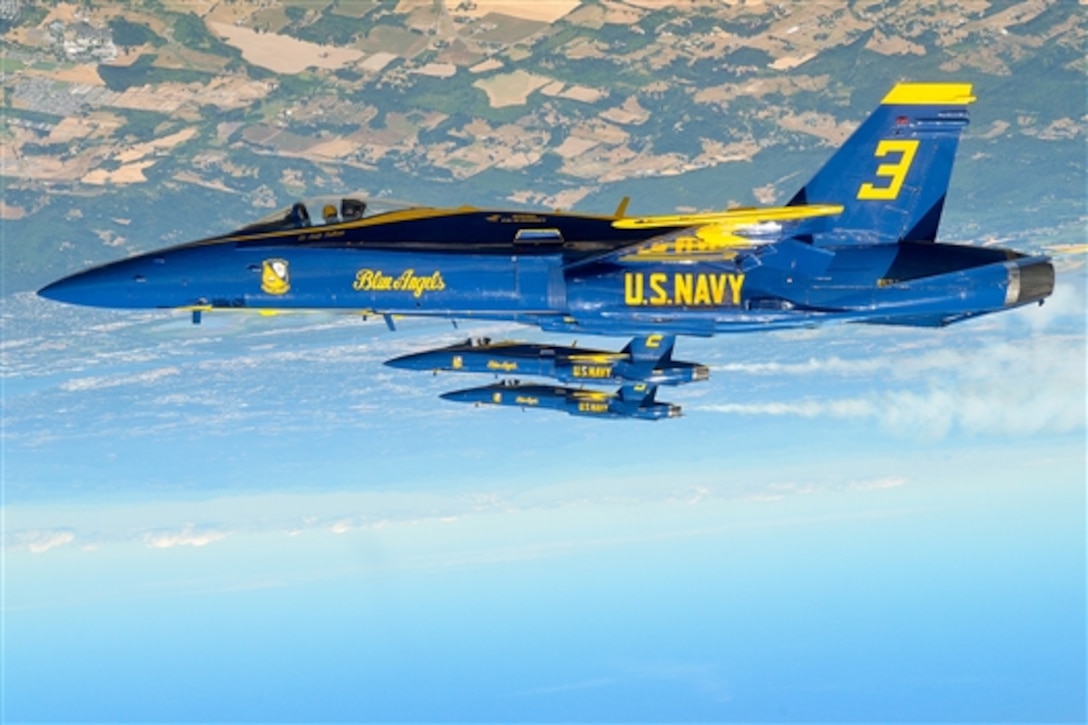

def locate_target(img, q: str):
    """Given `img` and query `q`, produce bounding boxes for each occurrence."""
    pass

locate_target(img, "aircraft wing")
[569,204,843,268]
[611,203,844,231]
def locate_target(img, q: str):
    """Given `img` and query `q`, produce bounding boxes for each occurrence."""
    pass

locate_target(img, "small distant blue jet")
[41,83,1053,419]
[440,380,682,421]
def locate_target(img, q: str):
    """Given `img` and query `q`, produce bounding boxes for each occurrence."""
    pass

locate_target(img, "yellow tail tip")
[881,82,976,105]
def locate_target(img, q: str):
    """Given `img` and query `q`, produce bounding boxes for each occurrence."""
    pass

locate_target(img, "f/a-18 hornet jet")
[40,83,1054,420]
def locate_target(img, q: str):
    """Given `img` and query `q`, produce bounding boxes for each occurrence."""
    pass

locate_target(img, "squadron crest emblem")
[261,259,290,295]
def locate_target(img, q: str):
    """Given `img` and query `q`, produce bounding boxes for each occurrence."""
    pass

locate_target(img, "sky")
[2,262,1085,721]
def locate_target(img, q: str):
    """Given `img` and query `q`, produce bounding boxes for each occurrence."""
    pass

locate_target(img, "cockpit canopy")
[237,196,420,234]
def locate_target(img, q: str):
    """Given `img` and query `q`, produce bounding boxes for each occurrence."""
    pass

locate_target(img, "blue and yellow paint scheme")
[38,83,1055,418]
[385,334,708,386]
[440,380,681,421]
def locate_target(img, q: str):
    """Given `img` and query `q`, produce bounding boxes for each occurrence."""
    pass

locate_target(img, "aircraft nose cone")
[384,352,432,371]
[37,258,166,309]
[38,271,99,306]
[440,388,482,403]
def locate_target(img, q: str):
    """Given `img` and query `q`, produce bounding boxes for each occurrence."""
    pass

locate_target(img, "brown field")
[696,138,760,166]
[102,46,148,68]
[471,13,547,44]
[81,160,157,186]
[28,63,104,85]
[309,138,362,159]
[356,25,429,57]
[112,83,196,113]
[198,77,277,109]
[359,52,399,73]
[621,0,722,9]
[865,30,925,56]
[173,170,237,194]
[776,111,856,146]
[473,70,551,108]
[116,127,198,164]
[434,38,483,67]
[209,22,363,74]
[4,26,49,49]
[0,201,27,220]
[252,6,291,33]
[553,135,600,159]
[693,75,831,107]
[443,0,581,23]
[539,81,566,96]
[469,57,504,73]
[416,62,458,78]
[600,0,645,25]
[560,85,605,103]
[567,3,607,29]
[205,2,258,26]
[769,53,816,71]
[565,38,608,60]
[398,2,444,33]
[161,0,215,15]
[46,117,98,143]
[39,2,81,25]
[600,95,650,125]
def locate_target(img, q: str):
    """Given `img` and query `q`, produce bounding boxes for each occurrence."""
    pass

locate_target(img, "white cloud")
[143,526,227,549]
[10,530,76,554]
[698,330,1086,437]
[851,476,908,491]
[329,520,354,534]
[60,367,180,392]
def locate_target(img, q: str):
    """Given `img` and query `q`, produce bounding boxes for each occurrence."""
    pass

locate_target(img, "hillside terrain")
[1,0,1084,290]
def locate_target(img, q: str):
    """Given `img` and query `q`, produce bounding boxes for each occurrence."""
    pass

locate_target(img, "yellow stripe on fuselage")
[611,204,843,231]
[567,353,629,363]
[190,205,627,248]
[572,390,615,401]
[880,82,976,105]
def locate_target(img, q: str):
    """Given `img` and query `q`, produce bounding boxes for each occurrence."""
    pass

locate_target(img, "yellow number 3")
[857,139,919,200]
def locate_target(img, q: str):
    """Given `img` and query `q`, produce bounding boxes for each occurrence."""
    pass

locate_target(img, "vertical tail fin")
[622,334,676,363]
[619,382,655,404]
[789,82,975,246]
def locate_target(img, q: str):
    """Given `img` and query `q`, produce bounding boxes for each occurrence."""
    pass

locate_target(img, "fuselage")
[38,203,1052,336]
[440,381,682,420]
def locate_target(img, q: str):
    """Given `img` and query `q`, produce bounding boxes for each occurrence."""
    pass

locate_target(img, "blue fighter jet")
[385,334,708,386]
[440,380,683,420]
[39,83,1054,418]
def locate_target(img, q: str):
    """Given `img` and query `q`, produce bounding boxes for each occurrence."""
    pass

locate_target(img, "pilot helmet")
[322,204,338,221]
